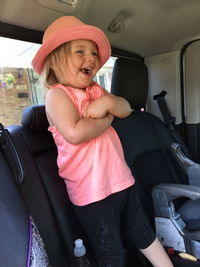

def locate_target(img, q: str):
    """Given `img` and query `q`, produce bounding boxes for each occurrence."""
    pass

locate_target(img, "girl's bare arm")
[45,88,114,145]
[83,90,132,119]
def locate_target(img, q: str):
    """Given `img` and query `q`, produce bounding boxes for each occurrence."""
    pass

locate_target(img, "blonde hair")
[39,42,71,88]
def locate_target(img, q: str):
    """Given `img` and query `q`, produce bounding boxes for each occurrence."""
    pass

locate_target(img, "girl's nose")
[87,54,96,62]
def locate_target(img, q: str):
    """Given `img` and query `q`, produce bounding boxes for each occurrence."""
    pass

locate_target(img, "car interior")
[1,0,200,266]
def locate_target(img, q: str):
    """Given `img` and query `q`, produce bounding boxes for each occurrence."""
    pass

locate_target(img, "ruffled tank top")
[48,82,134,206]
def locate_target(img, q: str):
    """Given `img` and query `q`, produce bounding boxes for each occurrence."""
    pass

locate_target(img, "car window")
[0,37,117,126]
[183,40,200,124]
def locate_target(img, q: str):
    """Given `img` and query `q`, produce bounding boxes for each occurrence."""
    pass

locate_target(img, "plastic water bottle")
[70,239,91,267]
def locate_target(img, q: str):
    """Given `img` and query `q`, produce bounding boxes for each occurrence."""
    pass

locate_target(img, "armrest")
[170,143,194,169]
[152,183,200,202]
[152,183,200,218]
[170,143,200,186]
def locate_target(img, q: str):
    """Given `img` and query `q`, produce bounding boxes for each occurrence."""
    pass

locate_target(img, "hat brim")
[32,25,111,74]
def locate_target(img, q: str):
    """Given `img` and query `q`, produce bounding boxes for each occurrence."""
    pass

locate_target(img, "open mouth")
[80,67,92,75]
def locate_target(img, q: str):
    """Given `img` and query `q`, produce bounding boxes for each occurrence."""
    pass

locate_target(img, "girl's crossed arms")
[45,87,131,145]
[83,89,131,119]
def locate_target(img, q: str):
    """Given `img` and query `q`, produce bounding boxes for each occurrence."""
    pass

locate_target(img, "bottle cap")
[75,239,83,248]
[74,239,86,257]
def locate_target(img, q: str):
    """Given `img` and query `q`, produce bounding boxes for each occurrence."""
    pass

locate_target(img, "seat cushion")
[178,199,200,231]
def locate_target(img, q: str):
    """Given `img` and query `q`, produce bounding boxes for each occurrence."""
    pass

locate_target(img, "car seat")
[5,106,87,267]
[0,146,30,267]
[5,105,147,267]
[0,134,49,267]
[111,57,200,265]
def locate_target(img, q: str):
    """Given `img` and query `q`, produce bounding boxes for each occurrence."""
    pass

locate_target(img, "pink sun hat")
[32,16,111,74]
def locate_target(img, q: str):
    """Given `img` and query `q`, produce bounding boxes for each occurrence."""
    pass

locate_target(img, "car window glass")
[183,40,200,124]
[0,37,117,126]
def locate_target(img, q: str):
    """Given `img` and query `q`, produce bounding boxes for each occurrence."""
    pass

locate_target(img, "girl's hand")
[83,96,109,119]
[83,93,132,119]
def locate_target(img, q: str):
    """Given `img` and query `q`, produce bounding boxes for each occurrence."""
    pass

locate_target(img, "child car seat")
[111,57,200,265]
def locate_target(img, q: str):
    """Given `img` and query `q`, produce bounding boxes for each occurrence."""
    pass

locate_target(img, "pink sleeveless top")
[48,82,134,206]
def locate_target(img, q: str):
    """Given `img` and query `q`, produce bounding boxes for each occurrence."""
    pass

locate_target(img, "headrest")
[111,58,148,110]
[21,105,49,132]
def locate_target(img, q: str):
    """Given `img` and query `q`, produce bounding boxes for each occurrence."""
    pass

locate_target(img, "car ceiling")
[1,0,200,57]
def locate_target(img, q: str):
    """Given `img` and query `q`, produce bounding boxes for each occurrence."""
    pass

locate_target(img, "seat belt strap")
[153,91,176,124]
[153,91,192,159]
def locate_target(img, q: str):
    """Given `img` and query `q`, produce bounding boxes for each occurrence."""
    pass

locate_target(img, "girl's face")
[65,39,100,89]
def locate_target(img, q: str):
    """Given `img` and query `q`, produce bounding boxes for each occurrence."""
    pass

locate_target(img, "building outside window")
[0,37,116,126]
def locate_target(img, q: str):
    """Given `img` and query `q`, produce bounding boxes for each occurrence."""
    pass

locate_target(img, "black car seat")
[0,138,50,267]
[111,57,200,265]
[0,146,30,267]
[5,105,146,267]
[6,106,87,267]
[111,58,188,222]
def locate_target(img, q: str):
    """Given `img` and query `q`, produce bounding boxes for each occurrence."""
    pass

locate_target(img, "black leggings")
[73,185,156,267]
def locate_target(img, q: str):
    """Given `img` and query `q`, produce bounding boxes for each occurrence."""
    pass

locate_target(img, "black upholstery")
[111,58,148,110]
[7,105,86,267]
[111,58,189,223]
[21,105,49,132]
[178,198,200,231]
[111,58,200,266]
[6,104,155,267]
[112,110,189,223]
[0,148,29,267]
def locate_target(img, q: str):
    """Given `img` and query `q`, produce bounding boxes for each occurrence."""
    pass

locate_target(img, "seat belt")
[153,91,192,159]
[0,123,25,184]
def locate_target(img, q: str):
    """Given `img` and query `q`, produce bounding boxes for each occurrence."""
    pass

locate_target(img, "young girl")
[32,16,173,267]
